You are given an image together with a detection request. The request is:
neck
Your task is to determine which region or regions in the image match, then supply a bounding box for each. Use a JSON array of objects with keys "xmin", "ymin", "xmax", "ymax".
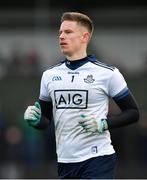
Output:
[{"xmin": 66, "ymin": 52, "xmax": 87, "ymax": 61}]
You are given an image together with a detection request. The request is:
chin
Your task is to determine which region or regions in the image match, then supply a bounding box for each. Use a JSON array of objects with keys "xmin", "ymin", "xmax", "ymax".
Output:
[{"xmin": 62, "ymin": 50, "xmax": 70, "ymax": 56}]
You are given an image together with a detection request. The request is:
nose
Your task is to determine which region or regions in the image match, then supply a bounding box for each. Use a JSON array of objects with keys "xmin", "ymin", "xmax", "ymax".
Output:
[{"xmin": 59, "ymin": 32, "xmax": 65, "ymax": 39}]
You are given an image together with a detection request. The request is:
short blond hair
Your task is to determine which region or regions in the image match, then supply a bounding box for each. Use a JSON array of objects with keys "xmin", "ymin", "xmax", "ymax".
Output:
[{"xmin": 61, "ymin": 12, "xmax": 94, "ymax": 35}]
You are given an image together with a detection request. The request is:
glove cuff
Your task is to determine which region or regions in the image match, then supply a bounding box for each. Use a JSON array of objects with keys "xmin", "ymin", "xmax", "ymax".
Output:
[
  {"xmin": 102, "ymin": 119, "xmax": 108, "ymax": 131},
  {"xmin": 27, "ymin": 119, "xmax": 40, "ymax": 127},
  {"xmin": 98, "ymin": 119, "xmax": 108, "ymax": 133}
]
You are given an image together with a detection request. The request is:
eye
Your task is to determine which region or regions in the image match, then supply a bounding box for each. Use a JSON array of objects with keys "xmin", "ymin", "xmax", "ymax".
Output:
[{"xmin": 65, "ymin": 30, "xmax": 73, "ymax": 34}]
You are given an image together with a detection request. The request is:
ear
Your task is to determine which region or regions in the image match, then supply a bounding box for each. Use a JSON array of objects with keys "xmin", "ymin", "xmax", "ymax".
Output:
[{"xmin": 82, "ymin": 32, "xmax": 91, "ymax": 43}]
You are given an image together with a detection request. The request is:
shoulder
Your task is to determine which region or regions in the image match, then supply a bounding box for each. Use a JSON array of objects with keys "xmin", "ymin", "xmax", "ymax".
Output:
[
  {"xmin": 87, "ymin": 55, "xmax": 115, "ymax": 71},
  {"xmin": 40, "ymin": 60, "xmax": 65, "ymax": 81},
  {"xmin": 43, "ymin": 60, "xmax": 65, "ymax": 74},
  {"xmin": 46, "ymin": 61, "xmax": 65, "ymax": 71},
  {"xmin": 91, "ymin": 60, "xmax": 115, "ymax": 71}
]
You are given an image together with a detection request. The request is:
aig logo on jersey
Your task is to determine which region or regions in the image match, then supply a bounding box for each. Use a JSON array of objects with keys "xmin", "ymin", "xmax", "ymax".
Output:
[{"xmin": 54, "ymin": 90, "xmax": 88, "ymax": 109}]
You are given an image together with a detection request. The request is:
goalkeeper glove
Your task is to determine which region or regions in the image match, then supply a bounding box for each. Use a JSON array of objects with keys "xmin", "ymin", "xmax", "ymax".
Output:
[
  {"xmin": 24, "ymin": 101, "xmax": 41, "ymax": 127},
  {"xmin": 79, "ymin": 114, "xmax": 108, "ymax": 134}
]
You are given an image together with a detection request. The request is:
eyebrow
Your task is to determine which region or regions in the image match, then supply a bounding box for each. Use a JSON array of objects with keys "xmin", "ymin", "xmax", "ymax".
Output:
[{"xmin": 59, "ymin": 29, "xmax": 74, "ymax": 33}]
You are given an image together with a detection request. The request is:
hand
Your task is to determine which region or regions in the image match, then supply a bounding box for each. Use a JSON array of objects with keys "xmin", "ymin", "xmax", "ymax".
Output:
[
  {"xmin": 79, "ymin": 114, "xmax": 108, "ymax": 134},
  {"xmin": 24, "ymin": 101, "xmax": 41, "ymax": 127}
]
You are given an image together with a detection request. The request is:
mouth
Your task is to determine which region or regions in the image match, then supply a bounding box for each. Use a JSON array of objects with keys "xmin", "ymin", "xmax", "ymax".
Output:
[{"xmin": 60, "ymin": 42, "xmax": 68, "ymax": 46}]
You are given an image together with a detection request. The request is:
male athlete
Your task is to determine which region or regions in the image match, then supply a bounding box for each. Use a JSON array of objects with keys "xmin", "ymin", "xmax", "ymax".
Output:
[{"xmin": 24, "ymin": 12, "xmax": 139, "ymax": 179}]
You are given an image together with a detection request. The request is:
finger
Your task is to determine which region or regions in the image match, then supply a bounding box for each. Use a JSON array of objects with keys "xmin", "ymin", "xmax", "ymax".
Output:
[
  {"xmin": 80, "ymin": 114, "xmax": 90, "ymax": 121},
  {"xmin": 79, "ymin": 122, "xmax": 87, "ymax": 128},
  {"xmin": 79, "ymin": 117, "xmax": 91, "ymax": 123},
  {"xmin": 31, "ymin": 106, "xmax": 41, "ymax": 114},
  {"xmin": 81, "ymin": 119, "xmax": 94, "ymax": 126},
  {"xmin": 35, "ymin": 101, "xmax": 41, "ymax": 110},
  {"xmin": 84, "ymin": 124, "xmax": 94, "ymax": 129},
  {"xmin": 25, "ymin": 115, "xmax": 37, "ymax": 121},
  {"xmin": 28, "ymin": 110, "xmax": 39, "ymax": 117},
  {"xmin": 80, "ymin": 114, "xmax": 87, "ymax": 118}
]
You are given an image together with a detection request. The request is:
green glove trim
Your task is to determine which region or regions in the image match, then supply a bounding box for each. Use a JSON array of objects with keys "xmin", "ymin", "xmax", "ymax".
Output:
[{"xmin": 28, "ymin": 101, "xmax": 41, "ymax": 127}]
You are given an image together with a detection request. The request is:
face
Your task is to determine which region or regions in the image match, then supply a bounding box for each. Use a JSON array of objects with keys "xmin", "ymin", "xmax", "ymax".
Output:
[{"xmin": 59, "ymin": 20, "xmax": 89, "ymax": 58}]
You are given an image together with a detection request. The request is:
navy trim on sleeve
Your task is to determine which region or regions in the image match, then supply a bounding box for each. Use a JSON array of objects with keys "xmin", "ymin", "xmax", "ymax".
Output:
[{"xmin": 113, "ymin": 87, "xmax": 129, "ymax": 101}]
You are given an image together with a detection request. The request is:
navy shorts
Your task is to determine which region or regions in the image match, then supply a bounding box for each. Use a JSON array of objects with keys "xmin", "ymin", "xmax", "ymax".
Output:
[{"xmin": 58, "ymin": 153, "xmax": 117, "ymax": 179}]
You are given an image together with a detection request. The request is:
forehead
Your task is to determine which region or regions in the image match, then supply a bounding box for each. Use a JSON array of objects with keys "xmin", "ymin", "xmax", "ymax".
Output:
[{"xmin": 59, "ymin": 20, "xmax": 80, "ymax": 31}]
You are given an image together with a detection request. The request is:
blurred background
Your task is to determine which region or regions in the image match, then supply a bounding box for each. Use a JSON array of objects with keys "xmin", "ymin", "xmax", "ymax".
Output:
[{"xmin": 0, "ymin": 0, "xmax": 147, "ymax": 178}]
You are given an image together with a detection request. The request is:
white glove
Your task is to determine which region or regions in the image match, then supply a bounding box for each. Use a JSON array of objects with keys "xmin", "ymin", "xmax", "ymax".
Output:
[
  {"xmin": 79, "ymin": 114, "xmax": 108, "ymax": 134},
  {"xmin": 24, "ymin": 101, "xmax": 41, "ymax": 127}
]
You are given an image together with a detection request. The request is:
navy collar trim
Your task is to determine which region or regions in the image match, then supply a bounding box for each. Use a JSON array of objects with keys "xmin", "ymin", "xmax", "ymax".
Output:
[{"xmin": 65, "ymin": 54, "xmax": 97, "ymax": 70}]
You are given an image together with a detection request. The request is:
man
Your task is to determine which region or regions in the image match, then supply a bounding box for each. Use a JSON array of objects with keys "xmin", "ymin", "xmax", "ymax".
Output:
[{"xmin": 24, "ymin": 12, "xmax": 139, "ymax": 179}]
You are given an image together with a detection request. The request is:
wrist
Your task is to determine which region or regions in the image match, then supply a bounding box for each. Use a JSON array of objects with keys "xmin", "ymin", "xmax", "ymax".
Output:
[
  {"xmin": 97, "ymin": 119, "xmax": 108, "ymax": 133},
  {"xmin": 27, "ymin": 117, "xmax": 41, "ymax": 127},
  {"xmin": 101, "ymin": 119, "xmax": 108, "ymax": 131}
]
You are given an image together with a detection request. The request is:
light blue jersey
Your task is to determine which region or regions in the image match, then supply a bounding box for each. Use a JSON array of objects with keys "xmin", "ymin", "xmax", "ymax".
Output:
[{"xmin": 39, "ymin": 55, "xmax": 128, "ymax": 163}]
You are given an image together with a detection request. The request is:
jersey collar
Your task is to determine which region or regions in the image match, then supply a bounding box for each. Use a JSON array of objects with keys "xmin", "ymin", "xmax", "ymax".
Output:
[{"xmin": 65, "ymin": 54, "xmax": 97, "ymax": 70}]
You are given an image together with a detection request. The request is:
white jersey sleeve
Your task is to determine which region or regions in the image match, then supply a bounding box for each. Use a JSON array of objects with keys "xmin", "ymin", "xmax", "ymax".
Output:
[
  {"xmin": 39, "ymin": 72, "xmax": 52, "ymax": 102},
  {"xmin": 108, "ymin": 68, "xmax": 127, "ymax": 98}
]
